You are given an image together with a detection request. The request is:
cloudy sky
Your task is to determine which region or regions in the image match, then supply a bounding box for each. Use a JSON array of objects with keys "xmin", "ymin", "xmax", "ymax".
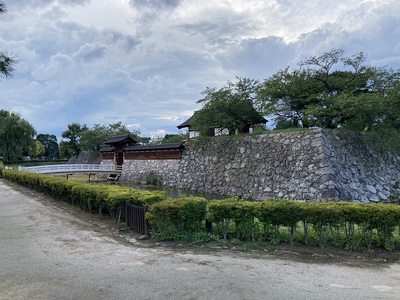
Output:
[{"xmin": 1, "ymin": 0, "xmax": 399, "ymax": 140}]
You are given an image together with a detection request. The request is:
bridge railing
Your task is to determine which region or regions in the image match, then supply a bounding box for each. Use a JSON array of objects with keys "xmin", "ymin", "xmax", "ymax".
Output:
[{"xmin": 19, "ymin": 164, "xmax": 122, "ymax": 174}]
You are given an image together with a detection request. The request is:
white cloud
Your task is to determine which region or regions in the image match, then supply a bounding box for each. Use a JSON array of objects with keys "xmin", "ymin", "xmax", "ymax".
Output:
[
  {"xmin": 150, "ymin": 129, "xmax": 167, "ymax": 139},
  {"xmin": 0, "ymin": 0, "xmax": 399, "ymax": 140}
]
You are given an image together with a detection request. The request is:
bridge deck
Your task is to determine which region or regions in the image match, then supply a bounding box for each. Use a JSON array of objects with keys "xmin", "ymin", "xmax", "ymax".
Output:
[{"xmin": 19, "ymin": 164, "xmax": 122, "ymax": 174}]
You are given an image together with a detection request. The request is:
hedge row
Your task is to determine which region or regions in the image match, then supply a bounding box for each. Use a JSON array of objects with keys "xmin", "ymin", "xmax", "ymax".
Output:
[
  {"xmin": 208, "ymin": 199, "xmax": 400, "ymax": 250},
  {"xmin": 143, "ymin": 196, "xmax": 400, "ymax": 251},
  {"xmin": 2, "ymin": 169, "xmax": 166, "ymax": 222},
  {"xmin": 4, "ymin": 169, "xmax": 400, "ymax": 251}
]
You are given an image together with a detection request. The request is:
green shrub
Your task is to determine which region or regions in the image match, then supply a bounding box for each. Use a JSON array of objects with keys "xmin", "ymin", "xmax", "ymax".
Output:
[
  {"xmin": 146, "ymin": 171, "xmax": 161, "ymax": 185},
  {"xmin": 146, "ymin": 197, "xmax": 208, "ymax": 235},
  {"xmin": 258, "ymin": 200, "xmax": 306, "ymax": 245},
  {"xmin": 208, "ymin": 198, "xmax": 260, "ymax": 241}
]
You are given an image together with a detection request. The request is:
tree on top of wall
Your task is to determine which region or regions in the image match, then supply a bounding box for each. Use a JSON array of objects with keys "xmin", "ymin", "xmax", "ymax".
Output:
[{"xmin": 192, "ymin": 77, "xmax": 265, "ymax": 136}]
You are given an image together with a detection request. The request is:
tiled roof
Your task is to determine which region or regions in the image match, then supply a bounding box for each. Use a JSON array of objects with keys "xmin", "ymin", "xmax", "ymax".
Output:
[
  {"xmin": 177, "ymin": 110, "xmax": 267, "ymax": 129},
  {"xmin": 104, "ymin": 134, "xmax": 136, "ymax": 145},
  {"xmin": 99, "ymin": 145, "xmax": 114, "ymax": 152},
  {"xmin": 125, "ymin": 142, "xmax": 185, "ymax": 152},
  {"xmin": 177, "ymin": 111, "xmax": 199, "ymax": 129}
]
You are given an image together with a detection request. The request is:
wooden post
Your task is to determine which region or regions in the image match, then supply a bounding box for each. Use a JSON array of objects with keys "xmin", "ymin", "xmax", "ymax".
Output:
[
  {"xmin": 144, "ymin": 205, "xmax": 150, "ymax": 237},
  {"xmin": 125, "ymin": 200, "xmax": 130, "ymax": 228}
]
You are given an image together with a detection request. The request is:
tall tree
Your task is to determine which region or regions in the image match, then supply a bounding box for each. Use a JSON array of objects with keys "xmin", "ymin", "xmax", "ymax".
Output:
[
  {"xmin": 36, "ymin": 134, "xmax": 59, "ymax": 158},
  {"xmin": 192, "ymin": 77, "xmax": 265, "ymax": 136},
  {"xmin": 257, "ymin": 49, "xmax": 400, "ymax": 150},
  {"xmin": 25, "ymin": 140, "xmax": 44, "ymax": 159},
  {"xmin": 257, "ymin": 49, "xmax": 398, "ymax": 130},
  {"xmin": 0, "ymin": 110, "xmax": 36, "ymax": 162},
  {"xmin": 298, "ymin": 49, "xmax": 373, "ymax": 128},
  {"xmin": 59, "ymin": 141, "xmax": 75, "ymax": 159},
  {"xmin": 61, "ymin": 123, "xmax": 88, "ymax": 156},
  {"xmin": 256, "ymin": 68, "xmax": 320, "ymax": 128},
  {"xmin": 0, "ymin": 2, "xmax": 16, "ymax": 80}
]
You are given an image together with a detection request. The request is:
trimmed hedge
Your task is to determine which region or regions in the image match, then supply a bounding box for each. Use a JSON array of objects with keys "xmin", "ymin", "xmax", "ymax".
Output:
[
  {"xmin": 208, "ymin": 198, "xmax": 400, "ymax": 250},
  {"xmin": 146, "ymin": 197, "xmax": 208, "ymax": 235},
  {"xmin": 2, "ymin": 169, "xmax": 166, "ymax": 222}
]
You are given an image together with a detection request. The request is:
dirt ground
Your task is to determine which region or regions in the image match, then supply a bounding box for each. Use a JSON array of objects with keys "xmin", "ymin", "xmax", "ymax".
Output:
[{"xmin": 17, "ymin": 180, "xmax": 399, "ymax": 268}]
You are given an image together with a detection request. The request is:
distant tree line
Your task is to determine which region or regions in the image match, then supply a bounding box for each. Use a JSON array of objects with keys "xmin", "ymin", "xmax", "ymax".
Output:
[
  {"xmin": 0, "ymin": 114, "xmax": 183, "ymax": 161},
  {"xmin": 0, "ymin": 110, "xmax": 62, "ymax": 162},
  {"xmin": 59, "ymin": 122, "xmax": 147, "ymax": 158}
]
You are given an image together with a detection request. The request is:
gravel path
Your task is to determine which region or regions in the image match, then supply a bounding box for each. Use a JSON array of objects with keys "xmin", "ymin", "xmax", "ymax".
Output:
[{"xmin": 1, "ymin": 179, "xmax": 400, "ymax": 300}]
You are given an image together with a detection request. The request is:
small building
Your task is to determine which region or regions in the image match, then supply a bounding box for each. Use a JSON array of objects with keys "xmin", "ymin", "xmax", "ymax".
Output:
[
  {"xmin": 100, "ymin": 134, "xmax": 136, "ymax": 166},
  {"xmin": 177, "ymin": 111, "xmax": 201, "ymax": 139},
  {"xmin": 100, "ymin": 134, "xmax": 185, "ymax": 166},
  {"xmin": 125, "ymin": 143, "xmax": 185, "ymax": 160},
  {"xmin": 177, "ymin": 110, "xmax": 267, "ymax": 138}
]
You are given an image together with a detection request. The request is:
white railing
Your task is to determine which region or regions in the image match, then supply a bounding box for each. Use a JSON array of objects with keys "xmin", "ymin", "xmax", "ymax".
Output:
[{"xmin": 19, "ymin": 164, "xmax": 122, "ymax": 174}]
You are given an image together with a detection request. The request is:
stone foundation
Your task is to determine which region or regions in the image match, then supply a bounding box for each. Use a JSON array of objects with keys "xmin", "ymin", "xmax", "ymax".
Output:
[
  {"xmin": 116, "ymin": 129, "xmax": 400, "ymax": 202},
  {"xmin": 120, "ymin": 160, "xmax": 180, "ymax": 185}
]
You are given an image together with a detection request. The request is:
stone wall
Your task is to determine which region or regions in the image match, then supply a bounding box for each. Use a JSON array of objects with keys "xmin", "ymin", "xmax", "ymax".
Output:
[
  {"xmin": 174, "ymin": 129, "xmax": 334, "ymax": 201},
  {"xmin": 321, "ymin": 131, "xmax": 400, "ymax": 202},
  {"xmin": 120, "ymin": 160, "xmax": 181, "ymax": 185},
  {"xmin": 117, "ymin": 129, "xmax": 400, "ymax": 202}
]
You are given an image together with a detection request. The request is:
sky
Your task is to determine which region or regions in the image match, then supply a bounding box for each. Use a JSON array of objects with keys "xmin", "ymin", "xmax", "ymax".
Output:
[{"xmin": 1, "ymin": 0, "xmax": 400, "ymax": 141}]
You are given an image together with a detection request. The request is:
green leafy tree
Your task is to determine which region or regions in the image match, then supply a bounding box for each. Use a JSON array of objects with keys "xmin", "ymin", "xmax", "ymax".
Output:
[
  {"xmin": 274, "ymin": 117, "xmax": 297, "ymax": 130},
  {"xmin": 0, "ymin": 2, "xmax": 16, "ymax": 80},
  {"xmin": 35, "ymin": 140, "xmax": 45, "ymax": 158},
  {"xmin": 298, "ymin": 49, "xmax": 375, "ymax": 129},
  {"xmin": 36, "ymin": 133, "xmax": 59, "ymax": 158},
  {"xmin": 79, "ymin": 124, "xmax": 111, "ymax": 152},
  {"xmin": 160, "ymin": 133, "xmax": 188, "ymax": 143},
  {"xmin": 79, "ymin": 122, "xmax": 141, "ymax": 152},
  {"xmin": 256, "ymin": 68, "xmax": 320, "ymax": 128},
  {"xmin": 360, "ymin": 77, "xmax": 400, "ymax": 151},
  {"xmin": 26, "ymin": 140, "xmax": 44, "ymax": 159},
  {"xmin": 138, "ymin": 136, "xmax": 151, "ymax": 144},
  {"xmin": 301, "ymin": 64, "xmax": 400, "ymax": 133},
  {"xmin": 258, "ymin": 49, "xmax": 400, "ymax": 133},
  {"xmin": 152, "ymin": 133, "xmax": 188, "ymax": 144},
  {"xmin": 192, "ymin": 77, "xmax": 265, "ymax": 136},
  {"xmin": 0, "ymin": 110, "xmax": 36, "ymax": 162},
  {"xmin": 151, "ymin": 133, "xmax": 189, "ymax": 144},
  {"xmin": 61, "ymin": 123, "xmax": 88, "ymax": 156},
  {"xmin": 59, "ymin": 141, "xmax": 75, "ymax": 159}
]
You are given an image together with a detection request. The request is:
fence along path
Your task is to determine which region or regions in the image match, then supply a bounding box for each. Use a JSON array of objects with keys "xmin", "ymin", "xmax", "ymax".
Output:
[
  {"xmin": 19, "ymin": 164, "xmax": 122, "ymax": 174},
  {"xmin": 125, "ymin": 202, "xmax": 150, "ymax": 236}
]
